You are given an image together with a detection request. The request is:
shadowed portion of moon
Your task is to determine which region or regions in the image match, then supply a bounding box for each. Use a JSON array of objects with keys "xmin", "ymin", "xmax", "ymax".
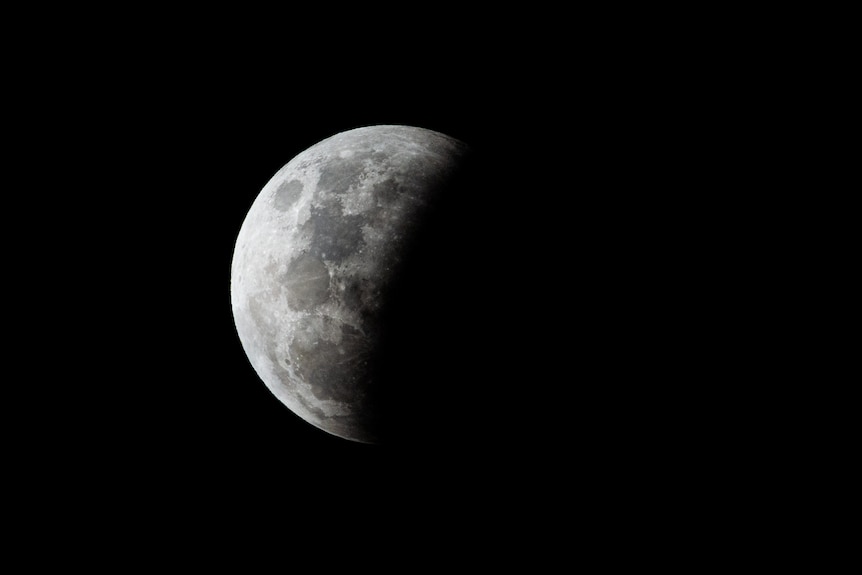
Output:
[
  {"xmin": 231, "ymin": 125, "xmax": 478, "ymax": 444},
  {"xmin": 366, "ymin": 152, "xmax": 489, "ymax": 447}
]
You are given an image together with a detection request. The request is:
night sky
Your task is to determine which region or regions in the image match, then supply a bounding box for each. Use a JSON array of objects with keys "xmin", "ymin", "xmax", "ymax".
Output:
[{"xmin": 17, "ymin": 17, "xmax": 734, "ymax": 556}]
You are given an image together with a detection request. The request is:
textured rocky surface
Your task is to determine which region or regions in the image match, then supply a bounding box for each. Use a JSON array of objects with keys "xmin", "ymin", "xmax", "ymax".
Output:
[{"xmin": 231, "ymin": 125, "xmax": 470, "ymax": 443}]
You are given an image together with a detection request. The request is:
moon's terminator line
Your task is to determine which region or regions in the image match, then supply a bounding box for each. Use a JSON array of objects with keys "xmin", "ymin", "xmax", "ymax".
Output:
[{"xmin": 230, "ymin": 125, "xmax": 471, "ymax": 443}]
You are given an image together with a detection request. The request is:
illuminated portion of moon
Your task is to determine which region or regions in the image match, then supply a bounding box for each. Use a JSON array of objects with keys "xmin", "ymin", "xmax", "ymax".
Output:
[{"xmin": 230, "ymin": 125, "xmax": 470, "ymax": 443}]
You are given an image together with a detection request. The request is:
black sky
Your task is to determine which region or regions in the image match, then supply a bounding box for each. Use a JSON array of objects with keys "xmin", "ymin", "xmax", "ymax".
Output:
[{"xmin": 12, "ymin": 15, "xmax": 749, "ymax": 556}]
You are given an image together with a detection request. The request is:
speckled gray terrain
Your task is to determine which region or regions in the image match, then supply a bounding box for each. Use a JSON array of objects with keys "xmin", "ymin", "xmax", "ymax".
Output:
[{"xmin": 231, "ymin": 125, "xmax": 470, "ymax": 443}]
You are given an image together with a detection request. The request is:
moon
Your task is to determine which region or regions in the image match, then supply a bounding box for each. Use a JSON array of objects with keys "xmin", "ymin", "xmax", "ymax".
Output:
[{"xmin": 230, "ymin": 125, "xmax": 471, "ymax": 444}]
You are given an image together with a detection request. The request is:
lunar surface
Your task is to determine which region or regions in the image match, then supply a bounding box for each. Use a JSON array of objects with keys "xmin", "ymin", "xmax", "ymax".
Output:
[{"xmin": 230, "ymin": 125, "xmax": 471, "ymax": 443}]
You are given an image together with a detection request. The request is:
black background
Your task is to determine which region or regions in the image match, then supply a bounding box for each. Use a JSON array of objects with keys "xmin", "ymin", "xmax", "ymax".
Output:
[{"xmin": 10, "ymin": 11, "xmax": 748, "ymax": 560}]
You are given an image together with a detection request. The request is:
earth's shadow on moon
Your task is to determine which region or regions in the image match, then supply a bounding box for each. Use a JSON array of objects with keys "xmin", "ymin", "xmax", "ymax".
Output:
[{"xmin": 363, "ymin": 146, "xmax": 505, "ymax": 449}]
